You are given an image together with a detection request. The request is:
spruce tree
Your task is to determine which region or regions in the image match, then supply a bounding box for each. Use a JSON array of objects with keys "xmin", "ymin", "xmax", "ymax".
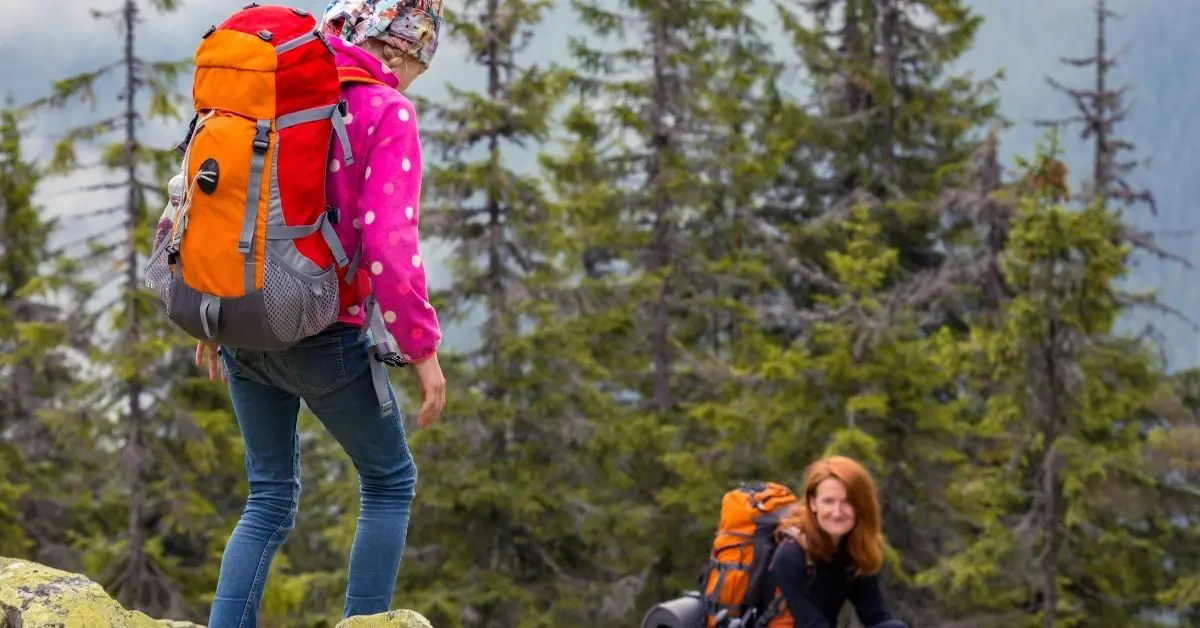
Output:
[
  {"xmin": 1039, "ymin": 0, "xmax": 1150, "ymax": 213},
  {"xmin": 542, "ymin": 0, "xmax": 822, "ymax": 614},
  {"xmin": 0, "ymin": 103, "xmax": 87, "ymax": 560},
  {"xmin": 26, "ymin": 0, "xmax": 234, "ymax": 618},
  {"xmin": 775, "ymin": 0, "xmax": 1000, "ymax": 273},
  {"xmin": 1036, "ymin": 0, "xmax": 1188, "ymax": 337},
  {"xmin": 375, "ymin": 0, "xmax": 636, "ymax": 625},
  {"xmin": 766, "ymin": 2, "xmax": 1002, "ymax": 617},
  {"xmin": 921, "ymin": 133, "xmax": 1172, "ymax": 627},
  {"xmin": 1152, "ymin": 368, "xmax": 1200, "ymax": 624},
  {"xmin": 1028, "ymin": 4, "xmax": 1196, "ymax": 622}
]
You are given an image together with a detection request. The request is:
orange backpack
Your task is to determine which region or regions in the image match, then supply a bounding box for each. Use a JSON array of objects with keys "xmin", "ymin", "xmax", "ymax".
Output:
[
  {"xmin": 144, "ymin": 4, "xmax": 405, "ymax": 415},
  {"xmin": 146, "ymin": 3, "xmax": 354, "ymax": 350},
  {"xmin": 702, "ymin": 482, "xmax": 798, "ymax": 627}
]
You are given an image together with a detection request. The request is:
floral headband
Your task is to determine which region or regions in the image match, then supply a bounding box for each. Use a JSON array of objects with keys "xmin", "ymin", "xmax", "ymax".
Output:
[{"xmin": 322, "ymin": 0, "xmax": 443, "ymax": 67}]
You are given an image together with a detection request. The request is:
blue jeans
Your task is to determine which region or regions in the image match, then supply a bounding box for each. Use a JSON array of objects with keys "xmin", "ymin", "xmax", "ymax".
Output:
[{"xmin": 208, "ymin": 324, "xmax": 417, "ymax": 628}]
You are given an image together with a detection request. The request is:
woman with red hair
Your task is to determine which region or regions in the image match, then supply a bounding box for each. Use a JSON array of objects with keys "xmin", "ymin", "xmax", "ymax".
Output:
[{"xmin": 764, "ymin": 455, "xmax": 908, "ymax": 628}]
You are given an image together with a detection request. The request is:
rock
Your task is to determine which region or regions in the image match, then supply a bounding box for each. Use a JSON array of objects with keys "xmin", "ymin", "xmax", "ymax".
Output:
[
  {"xmin": 0, "ymin": 556, "xmax": 193, "ymax": 628},
  {"xmin": 0, "ymin": 557, "xmax": 431, "ymax": 628},
  {"xmin": 336, "ymin": 609, "xmax": 433, "ymax": 628}
]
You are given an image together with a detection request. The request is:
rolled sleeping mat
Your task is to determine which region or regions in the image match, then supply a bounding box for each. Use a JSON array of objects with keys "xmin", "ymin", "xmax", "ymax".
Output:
[{"xmin": 640, "ymin": 591, "xmax": 706, "ymax": 628}]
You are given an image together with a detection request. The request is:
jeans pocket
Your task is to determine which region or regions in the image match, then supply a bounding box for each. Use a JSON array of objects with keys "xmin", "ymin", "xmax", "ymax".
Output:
[
  {"xmin": 219, "ymin": 346, "xmax": 243, "ymax": 378},
  {"xmin": 281, "ymin": 335, "xmax": 348, "ymax": 396}
]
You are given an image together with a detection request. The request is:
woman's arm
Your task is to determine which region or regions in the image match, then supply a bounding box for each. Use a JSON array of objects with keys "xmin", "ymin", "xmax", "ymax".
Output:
[
  {"xmin": 847, "ymin": 570, "xmax": 894, "ymax": 625},
  {"xmin": 355, "ymin": 93, "xmax": 442, "ymax": 363},
  {"xmin": 770, "ymin": 539, "xmax": 831, "ymax": 628}
]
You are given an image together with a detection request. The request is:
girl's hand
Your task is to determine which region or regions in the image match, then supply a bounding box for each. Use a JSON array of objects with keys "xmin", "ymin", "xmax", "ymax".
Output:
[
  {"xmin": 195, "ymin": 341, "xmax": 225, "ymax": 382},
  {"xmin": 411, "ymin": 353, "xmax": 446, "ymax": 429}
]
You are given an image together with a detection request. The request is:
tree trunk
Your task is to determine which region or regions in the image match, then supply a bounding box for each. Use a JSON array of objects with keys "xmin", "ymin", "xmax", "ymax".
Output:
[
  {"xmin": 119, "ymin": 0, "xmax": 148, "ymax": 608},
  {"xmin": 648, "ymin": 6, "xmax": 674, "ymax": 415}
]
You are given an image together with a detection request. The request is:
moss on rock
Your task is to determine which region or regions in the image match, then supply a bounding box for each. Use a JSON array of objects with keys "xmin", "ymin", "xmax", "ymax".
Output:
[
  {"xmin": 336, "ymin": 609, "xmax": 433, "ymax": 628},
  {"xmin": 0, "ymin": 557, "xmax": 432, "ymax": 628},
  {"xmin": 0, "ymin": 556, "xmax": 188, "ymax": 628}
]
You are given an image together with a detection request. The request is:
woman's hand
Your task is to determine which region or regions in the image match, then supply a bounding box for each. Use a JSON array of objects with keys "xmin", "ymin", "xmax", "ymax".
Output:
[
  {"xmin": 195, "ymin": 341, "xmax": 225, "ymax": 382},
  {"xmin": 411, "ymin": 353, "xmax": 445, "ymax": 429}
]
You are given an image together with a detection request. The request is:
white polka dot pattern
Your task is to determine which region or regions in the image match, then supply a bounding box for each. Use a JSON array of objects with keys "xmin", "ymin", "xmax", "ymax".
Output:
[{"xmin": 339, "ymin": 89, "xmax": 441, "ymax": 363}]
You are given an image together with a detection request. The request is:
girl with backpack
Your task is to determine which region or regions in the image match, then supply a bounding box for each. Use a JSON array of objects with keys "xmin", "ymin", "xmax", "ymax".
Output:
[
  {"xmin": 190, "ymin": 1, "xmax": 447, "ymax": 625},
  {"xmin": 763, "ymin": 455, "xmax": 909, "ymax": 628}
]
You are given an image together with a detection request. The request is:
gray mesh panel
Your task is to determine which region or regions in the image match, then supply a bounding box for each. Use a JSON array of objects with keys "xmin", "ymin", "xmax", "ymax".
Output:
[
  {"xmin": 144, "ymin": 243, "xmax": 175, "ymax": 316},
  {"xmin": 262, "ymin": 251, "xmax": 341, "ymax": 344}
]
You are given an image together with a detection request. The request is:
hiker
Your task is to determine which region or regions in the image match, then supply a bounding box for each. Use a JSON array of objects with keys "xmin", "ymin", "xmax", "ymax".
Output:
[
  {"xmin": 764, "ymin": 455, "xmax": 907, "ymax": 628},
  {"xmin": 182, "ymin": 1, "xmax": 447, "ymax": 625},
  {"xmin": 649, "ymin": 456, "xmax": 907, "ymax": 628}
]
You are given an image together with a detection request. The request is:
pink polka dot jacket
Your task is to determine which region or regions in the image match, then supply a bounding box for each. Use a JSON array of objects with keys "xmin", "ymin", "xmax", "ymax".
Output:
[{"xmin": 326, "ymin": 36, "xmax": 442, "ymax": 364}]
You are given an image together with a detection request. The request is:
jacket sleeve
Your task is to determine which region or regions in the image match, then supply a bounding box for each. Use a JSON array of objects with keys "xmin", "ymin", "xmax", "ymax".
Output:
[
  {"xmin": 770, "ymin": 539, "xmax": 831, "ymax": 628},
  {"xmin": 354, "ymin": 93, "xmax": 442, "ymax": 363},
  {"xmin": 847, "ymin": 569, "xmax": 894, "ymax": 625}
]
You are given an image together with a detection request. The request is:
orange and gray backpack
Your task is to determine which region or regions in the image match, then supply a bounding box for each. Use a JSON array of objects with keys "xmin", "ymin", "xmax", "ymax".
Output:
[
  {"xmin": 144, "ymin": 3, "xmax": 403, "ymax": 414},
  {"xmin": 701, "ymin": 482, "xmax": 799, "ymax": 628}
]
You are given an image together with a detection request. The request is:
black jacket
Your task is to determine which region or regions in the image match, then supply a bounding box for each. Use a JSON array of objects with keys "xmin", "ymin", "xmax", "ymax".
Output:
[{"xmin": 765, "ymin": 537, "xmax": 895, "ymax": 628}]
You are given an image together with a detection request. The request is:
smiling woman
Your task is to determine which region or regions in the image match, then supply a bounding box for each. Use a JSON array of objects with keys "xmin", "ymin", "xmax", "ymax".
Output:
[{"xmin": 761, "ymin": 456, "xmax": 908, "ymax": 628}]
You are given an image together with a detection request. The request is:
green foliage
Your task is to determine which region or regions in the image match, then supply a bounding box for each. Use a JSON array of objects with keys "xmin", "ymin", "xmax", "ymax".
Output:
[
  {"xmin": 920, "ymin": 134, "xmax": 1178, "ymax": 626},
  {"xmin": 2, "ymin": 2, "xmax": 1195, "ymax": 628},
  {"xmin": 15, "ymin": 0, "xmax": 231, "ymax": 620}
]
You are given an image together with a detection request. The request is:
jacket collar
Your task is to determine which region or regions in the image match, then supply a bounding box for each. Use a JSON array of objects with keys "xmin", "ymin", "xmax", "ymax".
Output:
[{"xmin": 328, "ymin": 35, "xmax": 400, "ymax": 90}]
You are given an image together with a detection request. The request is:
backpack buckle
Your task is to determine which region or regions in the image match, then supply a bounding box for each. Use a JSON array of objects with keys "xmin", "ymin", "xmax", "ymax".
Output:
[
  {"xmin": 252, "ymin": 125, "xmax": 270, "ymax": 153},
  {"xmin": 372, "ymin": 341, "xmax": 408, "ymax": 368},
  {"xmin": 375, "ymin": 352, "xmax": 408, "ymax": 368},
  {"xmin": 337, "ymin": 99, "xmax": 348, "ymax": 117},
  {"xmin": 326, "ymin": 205, "xmax": 340, "ymax": 225}
]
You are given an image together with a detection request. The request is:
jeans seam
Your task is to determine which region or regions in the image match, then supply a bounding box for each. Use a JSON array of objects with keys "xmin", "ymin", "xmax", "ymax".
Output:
[{"xmin": 235, "ymin": 434, "xmax": 300, "ymax": 628}]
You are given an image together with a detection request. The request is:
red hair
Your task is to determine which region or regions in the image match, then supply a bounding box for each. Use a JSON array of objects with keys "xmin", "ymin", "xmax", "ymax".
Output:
[{"xmin": 778, "ymin": 455, "xmax": 884, "ymax": 576}]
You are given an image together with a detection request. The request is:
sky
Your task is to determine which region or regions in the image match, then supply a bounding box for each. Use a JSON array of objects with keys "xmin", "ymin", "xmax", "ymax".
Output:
[{"xmin": 2, "ymin": 0, "xmax": 1197, "ymax": 369}]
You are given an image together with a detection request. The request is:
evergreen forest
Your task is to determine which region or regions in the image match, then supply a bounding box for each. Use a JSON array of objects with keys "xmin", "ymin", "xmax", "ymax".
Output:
[{"xmin": 1, "ymin": 0, "xmax": 1197, "ymax": 626}]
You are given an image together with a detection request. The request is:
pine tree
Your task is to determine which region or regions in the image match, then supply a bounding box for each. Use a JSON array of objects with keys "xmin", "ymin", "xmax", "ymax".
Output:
[
  {"xmin": 1035, "ymin": 0, "xmax": 1189, "ymax": 337},
  {"xmin": 367, "ymin": 0, "xmax": 635, "ymax": 625},
  {"xmin": 0, "ymin": 103, "xmax": 86, "ymax": 560},
  {"xmin": 775, "ymin": 0, "xmax": 1000, "ymax": 274},
  {"xmin": 765, "ymin": 2, "xmax": 1003, "ymax": 617},
  {"xmin": 1151, "ymin": 368, "xmax": 1200, "ymax": 624},
  {"xmin": 1039, "ymin": 0, "xmax": 1148, "ymax": 213},
  {"xmin": 541, "ymin": 0, "xmax": 824, "ymax": 614},
  {"xmin": 25, "ymin": 0, "xmax": 232, "ymax": 617},
  {"xmin": 921, "ymin": 133, "xmax": 1172, "ymax": 627},
  {"xmin": 1029, "ymin": 4, "xmax": 1197, "ymax": 622}
]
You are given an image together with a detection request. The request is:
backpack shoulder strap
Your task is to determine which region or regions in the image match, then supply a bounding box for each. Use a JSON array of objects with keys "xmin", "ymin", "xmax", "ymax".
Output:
[{"xmin": 337, "ymin": 66, "xmax": 388, "ymax": 87}]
